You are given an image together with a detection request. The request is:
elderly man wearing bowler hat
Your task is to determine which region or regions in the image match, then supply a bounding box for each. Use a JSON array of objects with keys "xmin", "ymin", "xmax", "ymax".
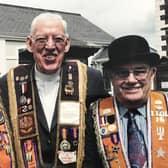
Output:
[{"xmin": 91, "ymin": 35, "xmax": 168, "ymax": 168}]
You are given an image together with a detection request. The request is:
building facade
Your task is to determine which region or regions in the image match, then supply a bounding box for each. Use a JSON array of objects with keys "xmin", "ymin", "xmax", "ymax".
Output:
[
  {"xmin": 155, "ymin": 0, "xmax": 168, "ymax": 91},
  {"xmin": 156, "ymin": 0, "xmax": 168, "ymax": 57},
  {"xmin": 0, "ymin": 3, "xmax": 113, "ymax": 75}
]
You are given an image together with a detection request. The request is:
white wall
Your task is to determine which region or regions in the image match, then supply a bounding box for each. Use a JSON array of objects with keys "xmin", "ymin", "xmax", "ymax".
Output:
[
  {"xmin": 2, "ymin": 40, "xmax": 26, "ymax": 75},
  {"xmin": 0, "ymin": 39, "xmax": 7, "ymax": 75}
]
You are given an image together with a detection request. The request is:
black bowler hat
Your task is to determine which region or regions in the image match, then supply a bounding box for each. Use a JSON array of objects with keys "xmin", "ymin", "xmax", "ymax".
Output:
[{"xmin": 103, "ymin": 35, "xmax": 160, "ymax": 69}]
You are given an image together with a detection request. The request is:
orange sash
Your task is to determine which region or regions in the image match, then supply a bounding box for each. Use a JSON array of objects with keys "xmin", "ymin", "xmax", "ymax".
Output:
[
  {"xmin": 150, "ymin": 91, "xmax": 168, "ymax": 167},
  {"xmin": 93, "ymin": 91, "xmax": 168, "ymax": 168},
  {"xmin": 0, "ymin": 98, "xmax": 15, "ymax": 168}
]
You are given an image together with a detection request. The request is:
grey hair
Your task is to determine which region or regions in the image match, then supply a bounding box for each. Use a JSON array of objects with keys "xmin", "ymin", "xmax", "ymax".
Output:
[{"xmin": 30, "ymin": 12, "xmax": 69, "ymax": 37}]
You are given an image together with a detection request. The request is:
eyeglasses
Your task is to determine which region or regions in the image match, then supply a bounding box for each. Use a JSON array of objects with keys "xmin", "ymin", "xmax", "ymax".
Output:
[
  {"xmin": 112, "ymin": 67, "xmax": 150, "ymax": 80},
  {"xmin": 31, "ymin": 35, "xmax": 67, "ymax": 48}
]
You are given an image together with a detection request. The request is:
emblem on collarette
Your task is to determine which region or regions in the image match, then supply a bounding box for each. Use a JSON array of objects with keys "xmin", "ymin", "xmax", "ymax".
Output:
[{"xmin": 19, "ymin": 114, "xmax": 35, "ymax": 136}]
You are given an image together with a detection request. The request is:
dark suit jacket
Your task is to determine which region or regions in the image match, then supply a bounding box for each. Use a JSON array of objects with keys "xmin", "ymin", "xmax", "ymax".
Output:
[{"xmin": 0, "ymin": 64, "xmax": 107, "ymax": 168}]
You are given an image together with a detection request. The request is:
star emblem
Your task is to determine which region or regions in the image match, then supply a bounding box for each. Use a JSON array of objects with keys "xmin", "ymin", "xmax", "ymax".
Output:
[{"xmin": 156, "ymin": 147, "xmax": 166, "ymax": 158}]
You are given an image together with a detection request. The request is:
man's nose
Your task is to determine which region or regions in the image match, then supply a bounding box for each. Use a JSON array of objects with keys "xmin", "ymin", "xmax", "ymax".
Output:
[
  {"xmin": 127, "ymin": 72, "xmax": 137, "ymax": 82},
  {"xmin": 45, "ymin": 37, "xmax": 55, "ymax": 48}
]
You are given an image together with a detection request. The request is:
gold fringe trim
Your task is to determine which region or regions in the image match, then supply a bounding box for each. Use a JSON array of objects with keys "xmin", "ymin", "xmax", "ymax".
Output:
[
  {"xmin": 76, "ymin": 60, "xmax": 87, "ymax": 168},
  {"xmin": 7, "ymin": 67, "xmax": 25, "ymax": 167}
]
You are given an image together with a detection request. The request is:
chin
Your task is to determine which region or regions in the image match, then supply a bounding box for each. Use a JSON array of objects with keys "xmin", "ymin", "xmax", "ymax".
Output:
[
  {"xmin": 125, "ymin": 95, "xmax": 143, "ymax": 102},
  {"xmin": 122, "ymin": 98, "xmax": 146, "ymax": 109},
  {"xmin": 43, "ymin": 65, "xmax": 59, "ymax": 73}
]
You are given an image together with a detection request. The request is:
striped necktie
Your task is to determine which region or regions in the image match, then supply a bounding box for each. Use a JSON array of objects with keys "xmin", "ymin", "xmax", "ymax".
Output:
[{"xmin": 127, "ymin": 110, "xmax": 147, "ymax": 168}]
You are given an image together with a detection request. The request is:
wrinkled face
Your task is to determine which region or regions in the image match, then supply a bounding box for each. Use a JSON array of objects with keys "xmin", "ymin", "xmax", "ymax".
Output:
[
  {"xmin": 26, "ymin": 18, "xmax": 70, "ymax": 74},
  {"xmin": 111, "ymin": 63, "xmax": 156, "ymax": 108}
]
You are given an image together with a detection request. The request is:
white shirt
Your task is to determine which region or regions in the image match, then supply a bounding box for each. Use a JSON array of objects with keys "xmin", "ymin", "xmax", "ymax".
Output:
[{"xmin": 35, "ymin": 66, "xmax": 60, "ymax": 130}]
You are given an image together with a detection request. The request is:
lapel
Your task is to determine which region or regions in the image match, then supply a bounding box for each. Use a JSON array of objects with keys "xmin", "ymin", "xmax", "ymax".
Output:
[{"xmin": 50, "ymin": 97, "xmax": 58, "ymax": 131}]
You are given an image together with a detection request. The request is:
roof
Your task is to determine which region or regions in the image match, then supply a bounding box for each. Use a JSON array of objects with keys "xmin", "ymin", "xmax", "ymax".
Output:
[{"xmin": 0, "ymin": 3, "xmax": 114, "ymax": 47}]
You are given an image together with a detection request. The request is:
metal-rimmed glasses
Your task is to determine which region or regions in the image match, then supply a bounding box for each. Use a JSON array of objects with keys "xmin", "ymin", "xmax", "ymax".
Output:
[
  {"xmin": 31, "ymin": 35, "xmax": 67, "ymax": 49},
  {"xmin": 111, "ymin": 66, "xmax": 151, "ymax": 80}
]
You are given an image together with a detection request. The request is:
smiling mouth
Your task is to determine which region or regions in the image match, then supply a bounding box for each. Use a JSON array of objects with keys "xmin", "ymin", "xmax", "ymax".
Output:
[
  {"xmin": 121, "ymin": 86, "xmax": 141, "ymax": 92},
  {"xmin": 123, "ymin": 87, "xmax": 140, "ymax": 89},
  {"xmin": 45, "ymin": 55, "xmax": 56, "ymax": 59},
  {"xmin": 43, "ymin": 55, "xmax": 57, "ymax": 63}
]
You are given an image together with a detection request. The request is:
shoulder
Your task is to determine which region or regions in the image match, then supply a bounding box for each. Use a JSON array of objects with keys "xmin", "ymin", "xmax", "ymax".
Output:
[
  {"xmin": 91, "ymin": 96, "xmax": 112, "ymax": 108},
  {"xmin": 87, "ymin": 66, "xmax": 102, "ymax": 75},
  {"xmin": 87, "ymin": 67, "xmax": 103, "ymax": 87},
  {"xmin": 87, "ymin": 67, "xmax": 103, "ymax": 81},
  {"xmin": 159, "ymin": 91, "xmax": 168, "ymax": 99},
  {"xmin": 0, "ymin": 73, "xmax": 7, "ymax": 85}
]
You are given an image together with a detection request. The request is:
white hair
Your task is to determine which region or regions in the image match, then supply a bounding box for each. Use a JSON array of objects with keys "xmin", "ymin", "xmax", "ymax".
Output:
[{"xmin": 30, "ymin": 12, "xmax": 69, "ymax": 37}]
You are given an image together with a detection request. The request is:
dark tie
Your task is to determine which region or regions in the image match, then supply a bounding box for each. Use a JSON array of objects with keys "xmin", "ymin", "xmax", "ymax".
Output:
[{"xmin": 127, "ymin": 110, "xmax": 147, "ymax": 168}]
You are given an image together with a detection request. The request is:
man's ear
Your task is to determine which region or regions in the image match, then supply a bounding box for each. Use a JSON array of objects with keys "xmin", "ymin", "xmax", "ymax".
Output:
[
  {"xmin": 64, "ymin": 38, "xmax": 71, "ymax": 53},
  {"xmin": 152, "ymin": 67, "xmax": 157, "ymax": 75},
  {"xmin": 26, "ymin": 36, "xmax": 33, "ymax": 53},
  {"xmin": 151, "ymin": 67, "xmax": 157, "ymax": 80}
]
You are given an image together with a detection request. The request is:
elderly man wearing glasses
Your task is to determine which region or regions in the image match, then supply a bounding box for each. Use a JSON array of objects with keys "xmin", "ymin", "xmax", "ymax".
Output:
[
  {"xmin": 91, "ymin": 35, "xmax": 168, "ymax": 168},
  {"xmin": 0, "ymin": 12, "xmax": 107, "ymax": 168}
]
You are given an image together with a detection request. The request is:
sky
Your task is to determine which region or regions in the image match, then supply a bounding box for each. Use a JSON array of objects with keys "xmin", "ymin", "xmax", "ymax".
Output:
[{"xmin": 0, "ymin": 0, "xmax": 157, "ymax": 48}]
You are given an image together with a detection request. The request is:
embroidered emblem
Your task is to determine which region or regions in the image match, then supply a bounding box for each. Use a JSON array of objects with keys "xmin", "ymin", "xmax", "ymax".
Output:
[
  {"xmin": 64, "ymin": 81, "xmax": 74, "ymax": 96},
  {"xmin": 156, "ymin": 127, "xmax": 165, "ymax": 140},
  {"xmin": 103, "ymin": 108, "xmax": 112, "ymax": 115},
  {"xmin": 23, "ymin": 139, "xmax": 39, "ymax": 167},
  {"xmin": 154, "ymin": 100, "xmax": 162, "ymax": 105},
  {"xmin": 58, "ymin": 151, "xmax": 76, "ymax": 164},
  {"xmin": 108, "ymin": 124, "xmax": 117, "ymax": 132},
  {"xmin": 156, "ymin": 147, "xmax": 166, "ymax": 158},
  {"xmin": 19, "ymin": 115, "xmax": 35, "ymax": 136}
]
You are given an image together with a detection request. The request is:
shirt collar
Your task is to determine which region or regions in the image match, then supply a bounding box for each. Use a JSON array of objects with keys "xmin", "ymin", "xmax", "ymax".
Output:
[
  {"xmin": 35, "ymin": 65, "xmax": 60, "ymax": 82},
  {"xmin": 119, "ymin": 104, "xmax": 147, "ymax": 119}
]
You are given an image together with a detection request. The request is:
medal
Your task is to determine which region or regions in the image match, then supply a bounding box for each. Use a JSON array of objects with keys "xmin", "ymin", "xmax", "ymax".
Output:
[
  {"xmin": 64, "ymin": 65, "xmax": 74, "ymax": 96},
  {"xmin": 107, "ymin": 115, "xmax": 115, "ymax": 124},
  {"xmin": 60, "ymin": 128, "xmax": 71, "ymax": 151},
  {"xmin": 27, "ymin": 98, "xmax": 32, "ymax": 105},
  {"xmin": 72, "ymin": 127, "xmax": 78, "ymax": 147},
  {"xmin": 21, "ymin": 82, "xmax": 28, "ymax": 94},
  {"xmin": 60, "ymin": 140, "xmax": 71, "ymax": 151},
  {"xmin": 0, "ymin": 111, "xmax": 4, "ymax": 124},
  {"xmin": 100, "ymin": 127, "xmax": 108, "ymax": 135},
  {"xmin": 19, "ymin": 95, "xmax": 27, "ymax": 106}
]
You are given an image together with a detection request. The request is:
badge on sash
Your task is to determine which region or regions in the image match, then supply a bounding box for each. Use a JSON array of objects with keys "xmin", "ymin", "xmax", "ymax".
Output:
[{"xmin": 58, "ymin": 151, "xmax": 76, "ymax": 164}]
